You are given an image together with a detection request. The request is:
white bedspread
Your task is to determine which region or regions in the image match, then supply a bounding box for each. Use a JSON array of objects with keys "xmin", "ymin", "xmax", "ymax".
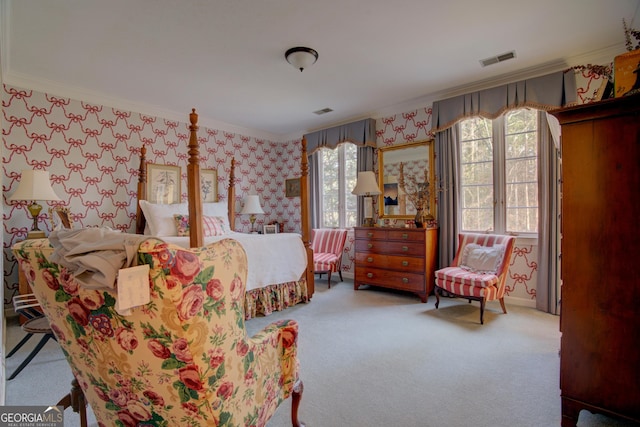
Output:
[{"xmin": 160, "ymin": 232, "xmax": 307, "ymax": 292}]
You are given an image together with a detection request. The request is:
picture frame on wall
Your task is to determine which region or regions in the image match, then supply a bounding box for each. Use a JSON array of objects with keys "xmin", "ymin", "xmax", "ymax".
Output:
[
  {"xmin": 263, "ymin": 224, "xmax": 278, "ymax": 234},
  {"xmin": 201, "ymin": 169, "xmax": 217, "ymax": 202},
  {"xmin": 147, "ymin": 163, "xmax": 181, "ymax": 204},
  {"xmin": 285, "ymin": 178, "xmax": 301, "ymax": 198}
]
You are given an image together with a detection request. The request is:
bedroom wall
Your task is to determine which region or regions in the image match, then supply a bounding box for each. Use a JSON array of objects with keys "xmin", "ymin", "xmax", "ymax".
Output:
[
  {"xmin": 338, "ymin": 69, "xmax": 607, "ymax": 306},
  {"xmin": 1, "ymin": 85, "xmax": 303, "ymax": 309},
  {"xmin": 1, "ymin": 69, "xmax": 605, "ymax": 310}
]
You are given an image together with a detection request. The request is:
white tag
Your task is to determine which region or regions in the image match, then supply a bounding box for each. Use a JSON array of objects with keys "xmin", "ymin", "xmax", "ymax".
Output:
[{"xmin": 116, "ymin": 264, "xmax": 150, "ymax": 315}]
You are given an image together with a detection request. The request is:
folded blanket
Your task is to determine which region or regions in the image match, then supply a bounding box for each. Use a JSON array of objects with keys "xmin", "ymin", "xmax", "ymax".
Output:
[{"xmin": 49, "ymin": 228, "xmax": 149, "ymax": 290}]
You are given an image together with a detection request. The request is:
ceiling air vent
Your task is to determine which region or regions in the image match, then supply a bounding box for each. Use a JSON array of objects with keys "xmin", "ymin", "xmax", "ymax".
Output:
[
  {"xmin": 480, "ymin": 51, "xmax": 516, "ymax": 67},
  {"xmin": 313, "ymin": 108, "xmax": 333, "ymax": 115}
]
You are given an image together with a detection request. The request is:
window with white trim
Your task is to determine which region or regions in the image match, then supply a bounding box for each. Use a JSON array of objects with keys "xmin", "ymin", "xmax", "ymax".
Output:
[
  {"xmin": 318, "ymin": 143, "xmax": 358, "ymax": 228},
  {"xmin": 459, "ymin": 108, "xmax": 539, "ymax": 234}
]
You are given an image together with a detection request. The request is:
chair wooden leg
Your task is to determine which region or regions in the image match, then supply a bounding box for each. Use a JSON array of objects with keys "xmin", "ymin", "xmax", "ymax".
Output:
[
  {"xmin": 479, "ymin": 299, "xmax": 486, "ymax": 325},
  {"xmin": 434, "ymin": 286, "xmax": 440, "ymax": 309},
  {"xmin": 327, "ymin": 272, "xmax": 332, "ymax": 288},
  {"xmin": 57, "ymin": 379, "xmax": 88, "ymax": 427},
  {"xmin": 338, "ymin": 270, "xmax": 343, "ymax": 281},
  {"xmin": 291, "ymin": 379, "xmax": 305, "ymax": 427},
  {"xmin": 499, "ymin": 297, "xmax": 507, "ymax": 314}
]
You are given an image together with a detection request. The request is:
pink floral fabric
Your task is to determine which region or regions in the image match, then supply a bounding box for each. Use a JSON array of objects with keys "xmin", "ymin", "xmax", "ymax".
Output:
[{"xmin": 13, "ymin": 237, "xmax": 301, "ymax": 427}]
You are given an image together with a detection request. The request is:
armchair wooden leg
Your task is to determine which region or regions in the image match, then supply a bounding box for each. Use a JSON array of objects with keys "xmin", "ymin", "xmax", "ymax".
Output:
[
  {"xmin": 327, "ymin": 272, "xmax": 332, "ymax": 288},
  {"xmin": 291, "ymin": 379, "xmax": 305, "ymax": 427},
  {"xmin": 434, "ymin": 286, "xmax": 441, "ymax": 309},
  {"xmin": 499, "ymin": 297, "xmax": 507, "ymax": 314},
  {"xmin": 57, "ymin": 379, "xmax": 88, "ymax": 427},
  {"xmin": 479, "ymin": 299, "xmax": 486, "ymax": 325}
]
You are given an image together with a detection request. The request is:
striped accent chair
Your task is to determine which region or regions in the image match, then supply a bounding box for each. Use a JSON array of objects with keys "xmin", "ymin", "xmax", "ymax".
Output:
[
  {"xmin": 311, "ymin": 228, "xmax": 348, "ymax": 288},
  {"xmin": 434, "ymin": 233, "xmax": 515, "ymax": 324}
]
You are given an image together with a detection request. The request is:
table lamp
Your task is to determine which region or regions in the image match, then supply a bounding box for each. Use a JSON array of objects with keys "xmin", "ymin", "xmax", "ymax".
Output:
[
  {"xmin": 10, "ymin": 170, "xmax": 61, "ymax": 238},
  {"xmin": 240, "ymin": 194, "xmax": 265, "ymax": 233},
  {"xmin": 352, "ymin": 171, "xmax": 381, "ymax": 227}
]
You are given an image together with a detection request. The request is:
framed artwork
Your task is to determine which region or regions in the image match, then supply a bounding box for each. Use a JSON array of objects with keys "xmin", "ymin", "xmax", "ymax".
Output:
[
  {"xmin": 147, "ymin": 164, "xmax": 181, "ymax": 204},
  {"xmin": 48, "ymin": 207, "xmax": 73, "ymax": 230},
  {"xmin": 263, "ymin": 224, "xmax": 278, "ymax": 234},
  {"xmin": 200, "ymin": 169, "xmax": 218, "ymax": 202},
  {"xmin": 285, "ymin": 178, "xmax": 301, "ymax": 198}
]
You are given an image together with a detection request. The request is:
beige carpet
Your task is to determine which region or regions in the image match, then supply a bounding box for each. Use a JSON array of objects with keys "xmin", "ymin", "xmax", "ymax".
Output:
[{"xmin": 4, "ymin": 280, "xmax": 636, "ymax": 426}]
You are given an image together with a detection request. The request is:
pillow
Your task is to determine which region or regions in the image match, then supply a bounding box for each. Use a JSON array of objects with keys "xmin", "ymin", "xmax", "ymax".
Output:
[
  {"xmin": 139, "ymin": 200, "xmax": 188, "ymax": 236},
  {"xmin": 459, "ymin": 243, "xmax": 506, "ymax": 274},
  {"xmin": 173, "ymin": 214, "xmax": 227, "ymax": 237},
  {"xmin": 203, "ymin": 202, "xmax": 231, "ymax": 231}
]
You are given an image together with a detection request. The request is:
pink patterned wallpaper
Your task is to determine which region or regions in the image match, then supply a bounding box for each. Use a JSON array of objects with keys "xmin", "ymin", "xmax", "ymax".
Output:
[
  {"xmin": 3, "ymin": 69, "xmax": 602, "ymax": 307},
  {"xmin": 2, "ymin": 85, "xmax": 302, "ymax": 306}
]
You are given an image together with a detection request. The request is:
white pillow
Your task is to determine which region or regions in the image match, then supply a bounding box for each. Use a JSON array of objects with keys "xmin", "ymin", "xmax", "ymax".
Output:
[
  {"xmin": 139, "ymin": 200, "xmax": 188, "ymax": 236},
  {"xmin": 203, "ymin": 202, "xmax": 231, "ymax": 232},
  {"xmin": 459, "ymin": 243, "xmax": 506, "ymax": 274}
]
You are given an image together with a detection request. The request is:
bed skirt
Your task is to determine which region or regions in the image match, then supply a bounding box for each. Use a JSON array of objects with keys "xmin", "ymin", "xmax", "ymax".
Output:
[{"xmin": 244, "ymin": 278, "xmax": 309, "ymax": 319}]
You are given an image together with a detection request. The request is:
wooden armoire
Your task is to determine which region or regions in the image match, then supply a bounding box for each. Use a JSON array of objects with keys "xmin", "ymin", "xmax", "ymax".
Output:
[{"xmin": 551, "ymin": 94, "xmax": 640, "ymax": 426}]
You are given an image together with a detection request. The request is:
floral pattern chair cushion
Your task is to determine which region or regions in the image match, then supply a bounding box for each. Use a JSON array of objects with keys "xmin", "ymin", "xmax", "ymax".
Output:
[{"xmin": 13, "ymin": 237, "xmax": 304, "ymax": 427}]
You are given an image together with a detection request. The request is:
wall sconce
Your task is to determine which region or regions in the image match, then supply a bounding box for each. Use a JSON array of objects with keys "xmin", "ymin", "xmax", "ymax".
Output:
[
  {"xmin": 285, "ymin": 47, "xmax": 319, "ymax": 72},
  {"xmin": 240, "ymin": 195, "xmax": 265, "ymax": 233},
  {"xmin": 352, "ymin": 171, "xmax": 381, "ymax": 227},
  {"xmin": 9, "ymin": 170, "xmax": 61, "ymax": 238}
]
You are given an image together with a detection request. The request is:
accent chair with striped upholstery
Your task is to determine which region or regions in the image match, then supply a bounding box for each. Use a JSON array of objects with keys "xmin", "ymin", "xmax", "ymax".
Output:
[
  {"xmin": 311, "ymin": 228, "xmax": 348, "ymax": 288},
  {"xmin": 434, "ymin": 233, "xmax": 515, "ymax": 324}
]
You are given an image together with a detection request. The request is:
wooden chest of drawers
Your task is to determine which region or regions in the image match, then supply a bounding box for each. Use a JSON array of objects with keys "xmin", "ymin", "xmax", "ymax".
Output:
[{"xmin": 354, "ymin": 227, "xmax": 437, "ymax": 302}]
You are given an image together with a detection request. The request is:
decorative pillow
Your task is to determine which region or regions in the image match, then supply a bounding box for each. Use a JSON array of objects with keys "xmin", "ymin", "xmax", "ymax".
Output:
[
  {"xmin": 203, "ymin": 202, "xmax": 231, "ymax": 231},
  {"xmin": 459, "ymin": 243, "xmax": 506, "ymax": 274},
  {"xmin": 139, "ymin": 200, "xmax": 188, "ymax": 236},
  {"xmin": 173, "ymin": 214, "xmax": 227, "ymax": 237}
]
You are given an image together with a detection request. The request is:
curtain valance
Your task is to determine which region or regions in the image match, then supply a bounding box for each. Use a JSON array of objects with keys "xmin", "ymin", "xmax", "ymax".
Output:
[
  {"xmin": 431, "ymin": 70, "xmax": 577, "ymax": 132},
  {"xmin": 304, "ymin": 118, "xmax": 376, "ymax": 154}
]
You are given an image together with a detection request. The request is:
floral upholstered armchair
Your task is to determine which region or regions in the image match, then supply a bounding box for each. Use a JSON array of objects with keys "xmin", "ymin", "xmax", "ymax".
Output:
[{"xmin": 13, "ymin": 237, "xmax": 304, "ymax": 427}]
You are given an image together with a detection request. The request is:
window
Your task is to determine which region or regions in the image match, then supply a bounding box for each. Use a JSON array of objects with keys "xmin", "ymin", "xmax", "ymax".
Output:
[
  {"xmin": 459, "ymin": 108, "xmax": 538, "ymax": 234},
  {"xmin": 318, "ymin": 143, "xmax": 358, "ymax": 228}
]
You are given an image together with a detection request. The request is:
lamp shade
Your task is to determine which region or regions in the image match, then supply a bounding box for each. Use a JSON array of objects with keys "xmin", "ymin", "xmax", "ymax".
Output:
[
  {"xmin": 9, "ymin": 170, "xmax": 61, "ymax": 201},
  {"xmin": 352, "ymin": 171, "xmax": 381, "ymax": 196},
  {"xmin": 240, "ymin": 195, "xmax": 265, "ymax": 215}
]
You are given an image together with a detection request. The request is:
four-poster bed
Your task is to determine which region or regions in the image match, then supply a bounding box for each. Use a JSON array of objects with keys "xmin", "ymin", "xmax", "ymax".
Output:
[{"xmin": 135, "ymin": 109, "xmax": 314, "ymax": 318}]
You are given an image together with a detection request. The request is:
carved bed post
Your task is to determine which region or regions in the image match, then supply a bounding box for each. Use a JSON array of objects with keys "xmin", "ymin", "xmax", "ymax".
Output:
[
  {"xmin": 228, "ymin": 158, "xmax": 236, "ymax": 230},
  {"xmin": 135, "ymin": 146, "xmax": 147, "ymax": 235},
  {"xmin": 300, "ymin": 137, "xmax": 315, "ymax": 298},
  {"xmin": 187, "ymin": 108, "xmax": 203, "ymax": 247}
]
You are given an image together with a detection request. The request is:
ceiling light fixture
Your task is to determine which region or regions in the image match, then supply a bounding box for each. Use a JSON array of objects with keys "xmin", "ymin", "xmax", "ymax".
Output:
[{"xmin": 285, "ymin": 47, "xmax": 318, "ymax": 72}]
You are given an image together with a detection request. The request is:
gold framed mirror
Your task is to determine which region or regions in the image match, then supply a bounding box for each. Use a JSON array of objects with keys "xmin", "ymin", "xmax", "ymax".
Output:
[{"xmin": 378, "ymin": 140, "xmax": 435, "ymax": 220}]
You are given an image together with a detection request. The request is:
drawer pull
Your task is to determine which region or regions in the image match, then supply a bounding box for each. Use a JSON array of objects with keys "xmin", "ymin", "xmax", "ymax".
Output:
[
  {"xmin": 402, "ymin": 246, "xmax": 409, "ymax": 252},
  {"xmin": 402, "ymin": 278, "xmax": 409, "ymax": 283},
  {"xmin": 367, "ymin": 273, "xmax": 373, "ymax": 278},
  {"xmin": 367, "ymin": 232, "xmax": 373, "ymax": 238},
  {"xmin": 367, "ymin": 257, "xmax": 373, "ymax": 263},
  {"xmin": 402, "ymin": 233, "xmax": 408, "ymax": 239},
  {"xmin": 367, "ymin": 243, "xmax": 373, "ymax": 249},
  {"xmin": 402, "ymin": 261, "xmax": 409, "ymax": 266}
]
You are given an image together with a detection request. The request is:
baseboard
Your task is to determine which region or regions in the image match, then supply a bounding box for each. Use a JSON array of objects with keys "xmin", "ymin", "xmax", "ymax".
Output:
[{"xmin": 504, "ymin": 295, "xmax": 537, "ymax": 308}]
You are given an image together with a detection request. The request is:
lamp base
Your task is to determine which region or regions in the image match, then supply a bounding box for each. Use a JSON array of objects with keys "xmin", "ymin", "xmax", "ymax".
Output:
[
  {"xmin": 361, "ymin": 218, "xmax": 376, "ymax": 227},
  {"xmin": 27, "ymin": 230, "xmax": 46, "ymax": 239}
]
